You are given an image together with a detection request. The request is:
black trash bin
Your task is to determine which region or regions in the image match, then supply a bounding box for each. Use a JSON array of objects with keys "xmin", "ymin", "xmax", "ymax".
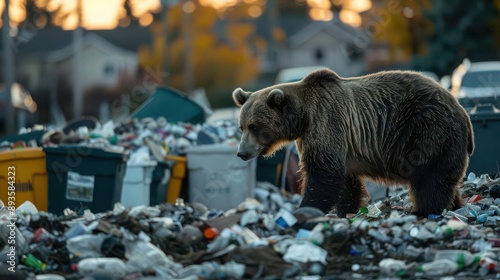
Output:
[
  {"xmin": 256, "ymin": 149, "xmax": 286, "ymax": 186},
  {"xmin": 149, "ymin": 161, "xmax": 172, "ymax": 206},
  {"xmin": 44, "ymin": 145, "xmax": 128, "ymax": 214},
  {"xmin": 467, "ymin": 108, "xmax": 500, "ymax": 178}
]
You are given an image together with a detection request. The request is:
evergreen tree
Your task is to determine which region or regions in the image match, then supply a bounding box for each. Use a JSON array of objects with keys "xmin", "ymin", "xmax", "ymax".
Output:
[{"xmin": 412, "ymin": 0, "xmax": 500, "ymax": 77}]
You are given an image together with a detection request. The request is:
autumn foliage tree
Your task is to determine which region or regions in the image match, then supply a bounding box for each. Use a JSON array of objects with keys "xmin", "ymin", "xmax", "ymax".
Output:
[{"xmin": 139, "ymin": 2, "xmax": 265, "ymax": 107}]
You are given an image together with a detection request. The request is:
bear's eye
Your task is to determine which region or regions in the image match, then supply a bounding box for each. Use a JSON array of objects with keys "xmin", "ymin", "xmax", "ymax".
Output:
[{"xmin": 248, "ymin": 124, "xmax": 257, "ymax": 131}]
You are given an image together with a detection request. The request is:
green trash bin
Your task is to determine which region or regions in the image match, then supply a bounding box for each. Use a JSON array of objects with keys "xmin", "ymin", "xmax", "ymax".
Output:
[
  {"xmin": 256, "ymin": 149, "xmax": 286, "ymax": 186},
  {"xmin": 467, "ymin": 109, "xmax": 500, "ymax": 178},
  {"xmin": 44, "ymin": 145, "xmax": 128, "ymax": 214},
  {"xmin": 0, "ymin": 129, "xmax": 46, "ymax": 145},
  {"xmin": 130, "ymin": 86, "xmax": 206, "ymax": 124}
]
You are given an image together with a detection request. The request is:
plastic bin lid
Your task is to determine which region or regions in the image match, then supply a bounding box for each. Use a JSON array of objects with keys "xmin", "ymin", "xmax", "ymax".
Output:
[
  {"xmin": 185, "ymin": 144, "xmax": 238, "ymax": 155},
  {"xmin": 43, "ymin": 145, "xmax": 128, "ymax": 160},
  {"xmin": 0, "ymin": 148, "xmax": 45, "ymax": 162}
]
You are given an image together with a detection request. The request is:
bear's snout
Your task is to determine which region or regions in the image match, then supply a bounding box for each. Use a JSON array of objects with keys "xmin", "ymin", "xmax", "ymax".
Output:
[
  {"xmin": 237, "ymin": 150, "xmax": 251, "ymax": 161},
  {"xmin": 236, "ymin": 144, "xmax": 260, "ymax": 161}
]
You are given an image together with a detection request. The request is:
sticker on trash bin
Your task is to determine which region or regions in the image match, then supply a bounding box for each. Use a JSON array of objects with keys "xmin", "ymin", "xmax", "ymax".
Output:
[{"xmin": 66, "ymin": 172, "xmax": 95, "ymax": 202}]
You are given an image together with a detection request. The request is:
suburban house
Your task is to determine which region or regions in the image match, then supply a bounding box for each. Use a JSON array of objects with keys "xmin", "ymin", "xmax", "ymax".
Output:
[
  {"xmin": 0, "ymin": 24, "xmax": 152, "ymax": 127},
  {"xmin": 250, "ymin": 15, "xmax": 371, "ymax": 87}
]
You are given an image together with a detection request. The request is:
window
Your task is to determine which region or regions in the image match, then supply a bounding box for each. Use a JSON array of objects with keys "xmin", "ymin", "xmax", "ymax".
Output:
[
  {"xmin": 314, "ymin": 47, "xmax": 324, "ymax": 62},
  {"xmin": 103, "ymin": 63, "xmax": 115, "ymax": 76}
]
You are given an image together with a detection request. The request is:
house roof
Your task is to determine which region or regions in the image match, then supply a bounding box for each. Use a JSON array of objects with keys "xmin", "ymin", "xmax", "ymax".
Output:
[
  {"xmin": 47, "ymin": 33, "xmax": 136, "ymax": 62},
  {"xmin": 227, "ymin": 14, "xmax": 370, "ymax": 51},
  {"xmin": 0, "ymin": 23, "xmax": 152, "ymax": 55},
  {"xmin": 252, "ymin": 15, "xmax": 315, "ymax": 41},
  {"xmin": 288, "ymin": 20, "xmax": 370, "ymax": 48}
]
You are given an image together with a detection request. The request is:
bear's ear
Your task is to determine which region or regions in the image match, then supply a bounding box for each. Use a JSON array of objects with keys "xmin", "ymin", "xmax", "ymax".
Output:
[
  {"xmin": 267, "ymin": 88, "xmax": 286, "ymax": 108},
  {"xmin": 232, "ymin": 88, "xmax": 251, "ymax": 107}
]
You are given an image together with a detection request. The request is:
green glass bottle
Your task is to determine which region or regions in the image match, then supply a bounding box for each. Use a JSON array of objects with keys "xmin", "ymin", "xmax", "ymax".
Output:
[{"xmin": 22, "ymin": 254, "xmax": 46, "ymax": 271}]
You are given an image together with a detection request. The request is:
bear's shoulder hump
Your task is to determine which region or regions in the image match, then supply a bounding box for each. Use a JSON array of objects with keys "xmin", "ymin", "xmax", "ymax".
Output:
[{"xmin": 302, "ymin": 68, "xmax": 340, "ymax": 85}]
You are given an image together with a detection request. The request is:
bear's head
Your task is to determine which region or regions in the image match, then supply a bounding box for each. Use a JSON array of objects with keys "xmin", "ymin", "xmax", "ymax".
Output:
[{"xmin": 232, "ymin": 85, "xmax": 305, "ymax": 161}]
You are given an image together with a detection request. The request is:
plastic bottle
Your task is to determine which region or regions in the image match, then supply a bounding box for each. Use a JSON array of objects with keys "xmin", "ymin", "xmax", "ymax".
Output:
[
  {"xmin": 66, "ymin": 234, "xmax": 105, "ymax": 258},
  {"xmin": 479, "ymin": 256, "xmax": 498, "ymax": 272},
  {"xmin": 64, "ymin": 222, "xmax": 89, "ymax": 240},
  {"xmin": 124, "ymin": 240, "xmax": 174, "ymax": 272},
  {"xmin": 433, "ymin": 250, "xmax": 480, "ymax": 269},
  {"xmin": 22, "ymin": 254, "xmax": 46, "ymax": 271},
  {"xmin": 77, "ymin": 257, "xmax": 127, "ymax": 278},
  {"xmin": 240, "ymin": 209, "xmax": 259, "ymax": 226},
  {"xmin": 199, "ymin": 261, "xmax": 245, "ymax": 279},
  {"xmin": 32, "ymin": 228, "xmax": 56, "ymax": 246},
  {"xmin": 379, "ymin": 258, "xmax": 407, "ymax": 277},
  {"xmin": 418, "ymin": 259, "xmax": 458, "ymax": 276},
  {"xmin": 308, "ymin": 223, "xmax": 327, "ymax": 245}
]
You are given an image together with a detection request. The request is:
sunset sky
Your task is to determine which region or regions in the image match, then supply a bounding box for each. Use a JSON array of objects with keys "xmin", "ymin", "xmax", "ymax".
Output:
[
  {"xmin": 0, "ymin": 0, "xmax": 160, "ymax": 29},
  {"xmin": 0, "ymin": 0, "xmax": 371, "ymax": 29}
]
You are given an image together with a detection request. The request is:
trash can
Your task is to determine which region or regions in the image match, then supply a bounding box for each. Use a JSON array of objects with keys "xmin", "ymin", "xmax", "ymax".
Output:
[
  {"xmin": 0, "ymin": 129, "xmax": 46, "ymax": 146},
  {"xmin": 149, "ymin": 161, "xmax": 171, "ymax": 206},
  {"xmin": 467, "ymin": 110, "xmax": 500, "ymax": 178},
  {"xmin": 164, "ymin": 155, "xmax": 187, "ymax": 204},
  {"xmin": 0, "ymin": 148, "xmax": 48, "ymax": 211},
  {"xmin": 44, "ymin": 145, "xmax": 128, "ymax": 214},
  {"xmin": 130, "ymin": 86, "xmax": 206, "ymax": 124},
  {"xmin": 186, "ymin": 144, "xmax": 256, "ymax": 211},
  {"xmin": 121, "ymin": 161, "xmax": 157, "ymax": 207},
  {"xmin": 256, "ymin": 149, "xmax": 286, "ymax": 186}
]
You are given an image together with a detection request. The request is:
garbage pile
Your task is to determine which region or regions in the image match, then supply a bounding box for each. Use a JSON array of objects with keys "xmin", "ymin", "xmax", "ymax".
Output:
[
  {"xmin": 2, "ymin": 173, "xmax": 500, "ymax": 279},
  {"xmin": 0, "ymin": 118, "xmax": 240, "ymax": 164}
]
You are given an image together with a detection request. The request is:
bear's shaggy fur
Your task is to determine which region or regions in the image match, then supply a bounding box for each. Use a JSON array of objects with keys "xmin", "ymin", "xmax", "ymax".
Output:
[{"xmin": 233, "ymin": 68, "xmax": 474, "ymax": 217}]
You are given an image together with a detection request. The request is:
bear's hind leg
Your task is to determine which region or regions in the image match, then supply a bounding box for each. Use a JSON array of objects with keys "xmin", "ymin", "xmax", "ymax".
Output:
[
  {"xmin": 336, "ymin": 175, "xmax": 368, "ymax": 218},
  {"xmin": 451, "ymin": 185, "xmax": 464, "ymax": 209},
  {"xmin": 409, "ymin": 166, "xmax": 463, "ymax": 217}
]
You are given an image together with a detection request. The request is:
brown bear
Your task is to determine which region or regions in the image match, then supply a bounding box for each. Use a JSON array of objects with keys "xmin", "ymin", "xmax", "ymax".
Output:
[{"xmin": 232, "ymin": 68, "xmax": 474, "ymax": 217}]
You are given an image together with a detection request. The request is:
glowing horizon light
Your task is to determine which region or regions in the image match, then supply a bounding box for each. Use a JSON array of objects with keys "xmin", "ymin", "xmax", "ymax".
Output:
[
  {"xmin": 199, "ymin": 0, "xmax": 239, "ymax": 10},
  {"xmin": 46, "ymin": 0, "xmax": 59, "ymax": 12},
  {"xmin": 248, "ymin": 5, "xmax": 262, "ymax": 18},
  {"xmin": 339, "ymin": 9, "xmax": 361, "ymax": 27},
  {"xmin": 35, "ymin": 13, "xmax": 48, "ymax": 28},
  {"xmin": 82, "ymin": 0, "xmax": 124, "ymax": 30},
  {"xmin": 139, "ymin": 13, "xmax": 153, "ymax": 26},
  {"xmin": 182, "ymin": 1, "xmax": 196, "ymax": 13},
  {"xmin": 403, "ymin": 6, "xmax": 414, "ymax": 18},
  {"xmin": 130, "ymin": 0, "xmax": 161, "ymax": 18},
  {"xmin": 306, "ymin": 0, "xmax": 331, "ymax": 9},
  {"xmin": 309, "ymin": 7, "xmax": 333, "ymax": 21},
  {"xmin": 0, "ymin": 0, "xmax": 27, "ymax": 27},
  {"xmin": 62, "ymin": 13, "xmax": 78, "ymax": 30},
  {"xmin": 342, "ymin": 0, "xmax": 372, "ymax": 13},
  {"xmin": 118, "ymin": 7, "xmax": 127, "ymax": 18},
  {"xmin": 119, "ymin": 16, "xmax": 131, "ymax": 27}
]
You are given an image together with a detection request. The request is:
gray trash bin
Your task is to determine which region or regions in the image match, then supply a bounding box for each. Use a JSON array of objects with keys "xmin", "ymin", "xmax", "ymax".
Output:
[{"xmin": 186, "ymin": 144, "xmax": 256, "ymax": 210}]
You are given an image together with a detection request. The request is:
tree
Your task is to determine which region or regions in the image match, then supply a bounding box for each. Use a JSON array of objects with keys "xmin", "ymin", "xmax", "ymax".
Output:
[
  {"xmin": 361, "ymin": 0, "xmax": 432, "ymax": 69},
  {"xmin": 138, "ymin": 2, "xmax": 264, "ymax": 107},
  {"xmin": 412, "ymin": 0, "xmax": 500, "ymax": 76}
]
